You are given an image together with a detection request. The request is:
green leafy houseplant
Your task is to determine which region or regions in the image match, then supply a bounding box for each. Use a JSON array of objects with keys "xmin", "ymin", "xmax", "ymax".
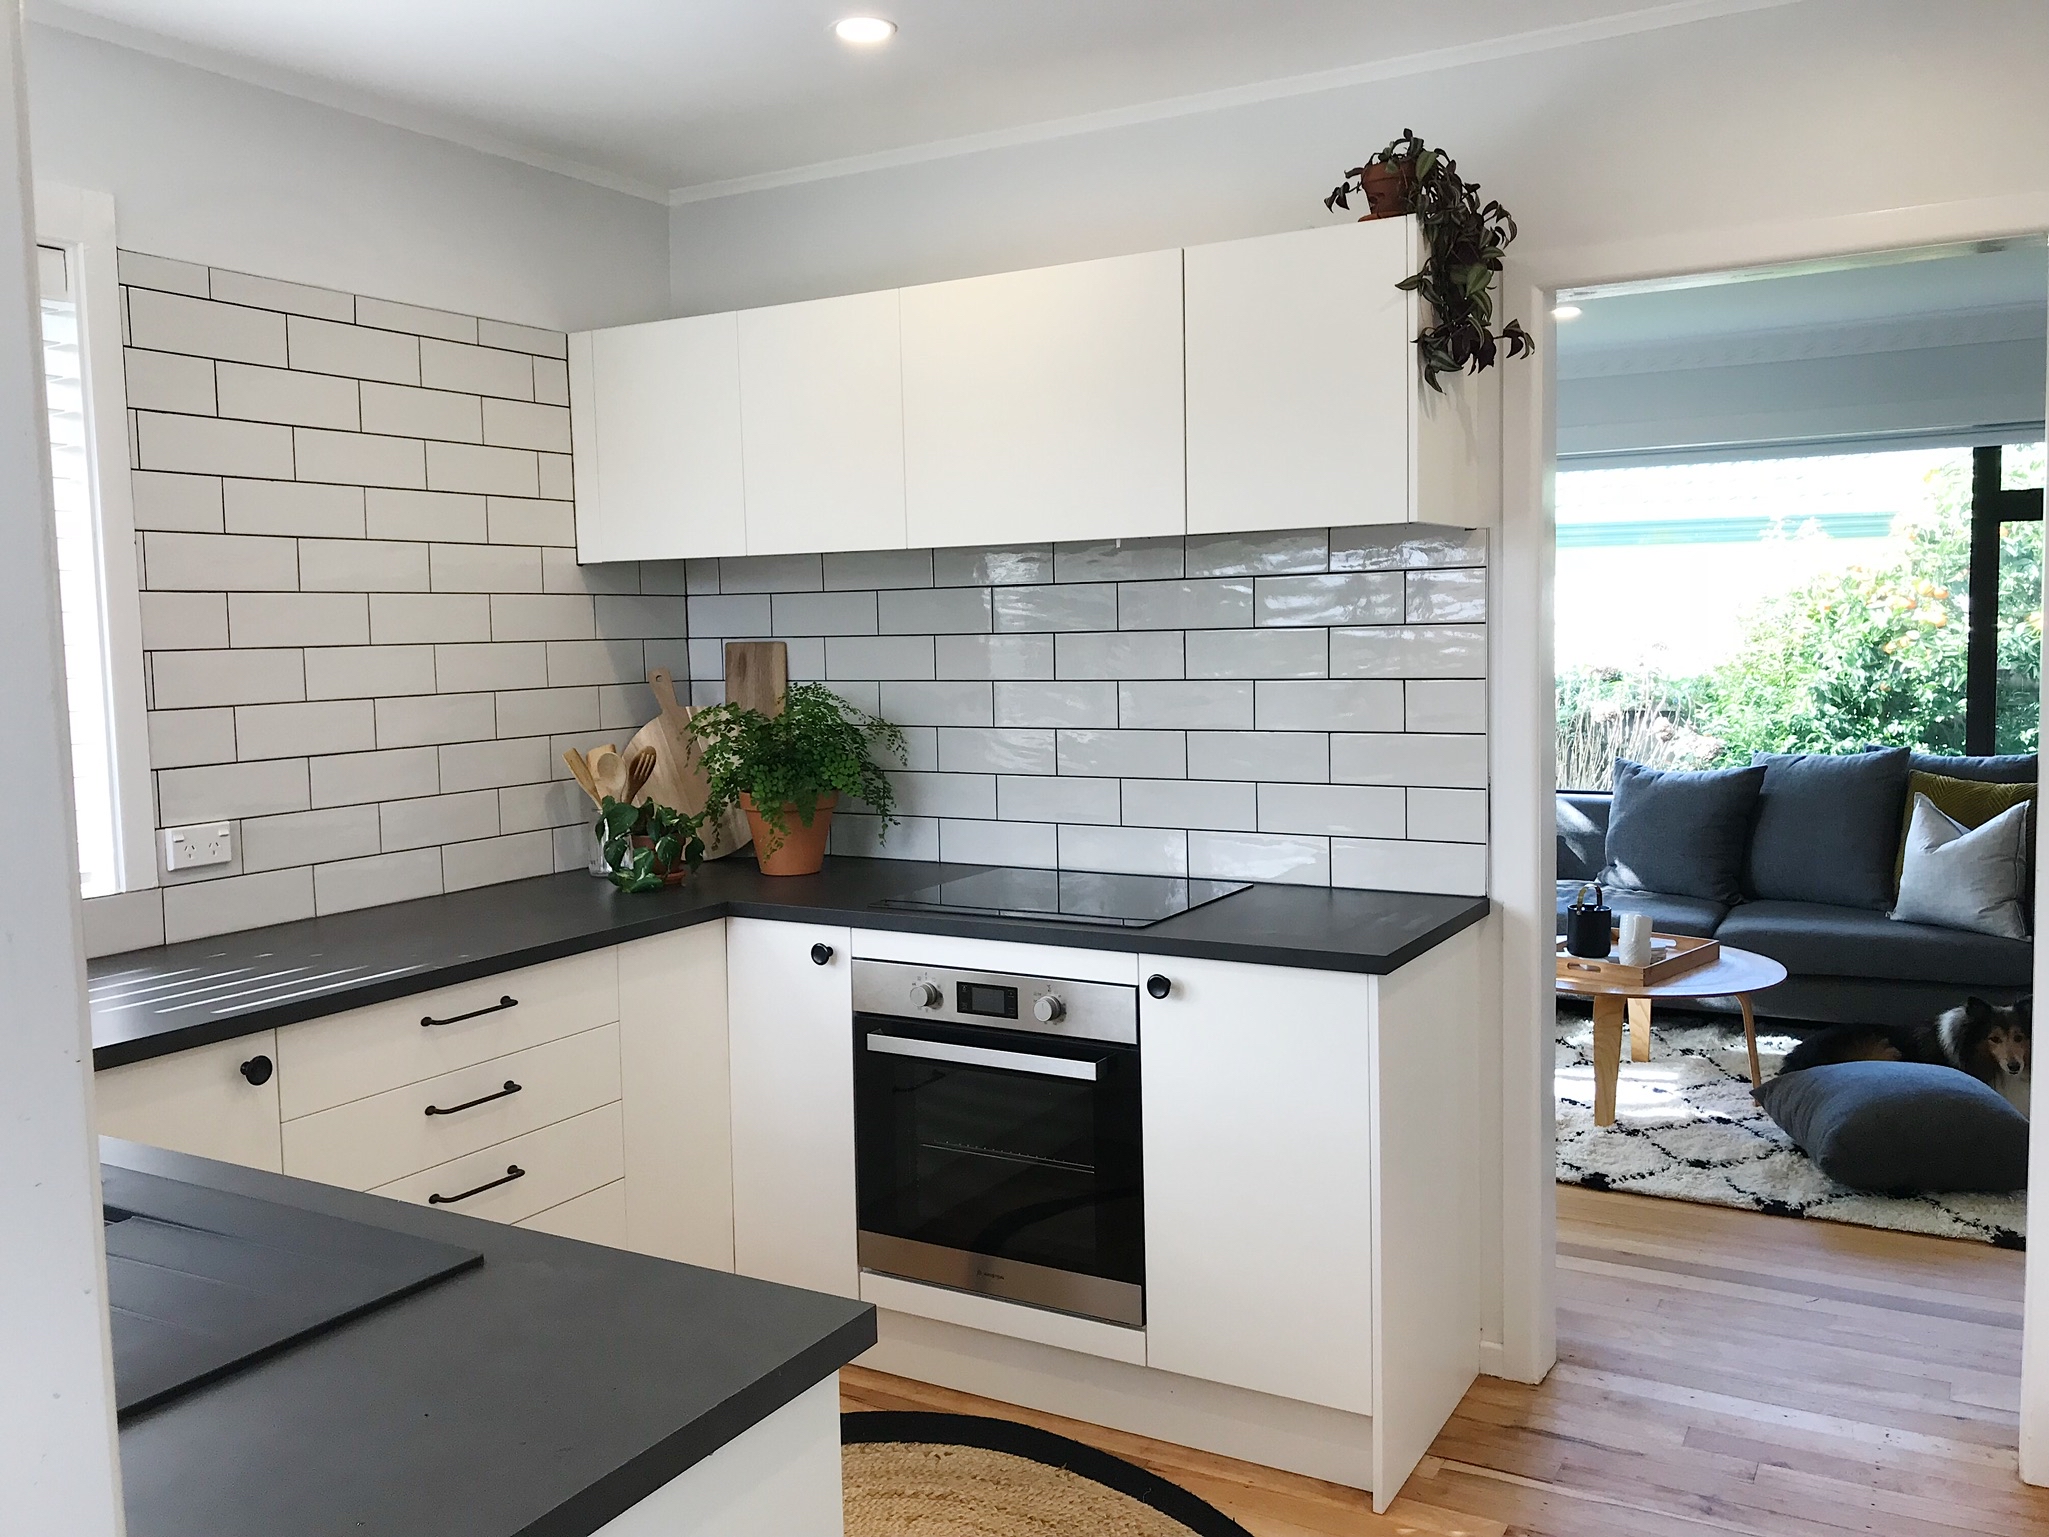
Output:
[
  {"xmin": 597, "ymin": 796, "xmax": 707, "ymax": 893},
  {"xmin": 688, "ymin": 682, "xmax": 907, "ymax": 860},
  {"xmin": 1325, "ymin": 129, "xmax": 1535, "ymax": 392}
]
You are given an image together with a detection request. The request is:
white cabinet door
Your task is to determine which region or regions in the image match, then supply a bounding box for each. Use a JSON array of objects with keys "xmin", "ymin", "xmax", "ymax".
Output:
[
  {"xmin": 740, "ymin": 289, "xmax": 906, "ymax": 555},
  {"xmin": 570, "ymin": 312, "xmax": 745, "ymax": 562},
  {"xmin": 727, "ymin": 918, "xmax": 857, "ymax": 1298},
  {"xmin": 95, "ymin": 1033, "xmax": 283, "ymax": 1172},
  {"xmin": 619, "ymin": 922, "xmax": 734, "ymax": 1268},
  {"xmin": 1140, "ymin": 955, "xmax": 1377, "ymax": 1416},
  {"xmin": 900, "ymin": 248, "xmax": 1185, "ymax": 548},
  {"xmin": 1184, "ymin": 219, "xmax": 1413, "ymax": 534}
]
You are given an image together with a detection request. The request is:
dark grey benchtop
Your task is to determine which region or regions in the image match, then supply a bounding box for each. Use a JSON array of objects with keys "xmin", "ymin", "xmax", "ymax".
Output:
[
  {"xmin": 108, "ymin": 1137, "xmax": 875, "ymax": 1537},
  {"xmin": 92, "ymin": 857, "xmax": 1489, "ymax": 1068}
]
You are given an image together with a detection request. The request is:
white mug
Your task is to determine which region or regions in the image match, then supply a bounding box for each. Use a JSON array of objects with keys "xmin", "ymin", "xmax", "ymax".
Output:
[{"xmin": 1618, "ymin": 912, "xmax": 1653, "ymax": 967}]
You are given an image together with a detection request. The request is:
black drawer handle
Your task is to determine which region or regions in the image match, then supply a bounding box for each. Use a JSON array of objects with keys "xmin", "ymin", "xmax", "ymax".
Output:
[
  {"xmin": 1146, "ymin": 974, "xmax": 1171, "ymax": 999},
  {"xmin": 810, "ymin": 943, "xmax": 835, "ymax": 966},
  {"xmin": 239, "ymin": 1054, "xmax": 274, "ymax": 1086},
  {"xmin": 428, "ymin": 1165, "xmax": 525, "ymax": 1206},
  {"xmin": 424, "ymin": 1080, "xmax": 521, "ymax": 1117},
  {"xmin": 421, "ymin": 995, "xmax": 518, "ymax": 1028}
]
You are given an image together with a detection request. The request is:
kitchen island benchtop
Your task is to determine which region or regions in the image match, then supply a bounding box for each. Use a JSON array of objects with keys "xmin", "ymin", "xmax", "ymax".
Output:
[
  {"xmin": 107, "ymin": 1137, "xmax": 875, "ymax": 1537},
  {"xmin": 91, "ymin": 858, "xmax": 1490, "ymax": 1069}
]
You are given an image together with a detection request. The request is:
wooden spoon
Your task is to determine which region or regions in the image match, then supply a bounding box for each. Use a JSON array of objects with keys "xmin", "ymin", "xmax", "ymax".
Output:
[
  {"xmin": 562, "ymin": 748, "xmax": 602, "ymax": 806},
  {"xmin": 588, "ymin": 744, "xmax": 629, "ymax": 803}
]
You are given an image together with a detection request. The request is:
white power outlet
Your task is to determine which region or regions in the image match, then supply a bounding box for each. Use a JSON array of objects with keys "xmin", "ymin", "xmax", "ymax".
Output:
[{"xmin": 163, "ymin": 821, "xmax": 233, "ymax": 871}]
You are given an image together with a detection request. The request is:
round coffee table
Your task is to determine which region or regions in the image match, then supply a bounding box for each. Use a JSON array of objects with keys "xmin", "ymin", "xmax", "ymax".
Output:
[{"xmin": 1554, "ymin": 943, "xmax": 1788, "ymax": 1126}]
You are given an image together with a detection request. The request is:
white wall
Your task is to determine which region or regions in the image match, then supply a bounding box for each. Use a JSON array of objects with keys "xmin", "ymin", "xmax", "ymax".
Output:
[
  {"xmin": 667, "ymin": 0, "xmax": 2049, "ymax": 314},
  {"xmin": 28, "ymin": 25, "xmax": 669, "ymax": 332}
]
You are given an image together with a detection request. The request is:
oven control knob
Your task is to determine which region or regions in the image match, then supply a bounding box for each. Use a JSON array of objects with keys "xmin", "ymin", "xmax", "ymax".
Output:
[
  {"xmin": 1033, "ymin": 994, "xmax": 1066, "ymax": 1024},
  {"xmin": 908, "ymin": 980, "xmax": 943, "ymax": 1010}
]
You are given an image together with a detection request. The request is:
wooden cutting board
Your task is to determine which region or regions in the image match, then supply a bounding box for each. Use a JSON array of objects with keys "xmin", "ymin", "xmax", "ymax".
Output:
[
  {"xmin": 622, "ymin": 669, "xmax": 750, "ymax": 859},
  {"xmin": 724, "ymin": 640, "xmax": 788, "ymax": 717}
]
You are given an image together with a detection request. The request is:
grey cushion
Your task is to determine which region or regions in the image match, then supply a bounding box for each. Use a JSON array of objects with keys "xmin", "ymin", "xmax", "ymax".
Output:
[
  {"xmin": 1554, "ymin": 882, "xmax": 1724, "ymax": 939},
  {"xmin": 1715, "ymin": 899, "xmax": 2034, "ymax": 987},
  {"xmin": 1602, "ymin": 760, "xmax": 1765, "ymax": 905},
  {"xmin": 1893, "ymin": 795, "xmax": 2030, "ymax": 940},
  {"xmin": 1911, "ymin": 751, "xmax": 2038, "ymax": 785},
  {"xmin": 1745, "ymin": 748, "xmax": 1909, "ymax": 910},
  {"xmin": 1754, "ymin": 1061, "xmax": 2028, "ymax": 1193},
  {"xmin": 1556, "ymin": 793, "xmax": 1611, "ymax": 882}
]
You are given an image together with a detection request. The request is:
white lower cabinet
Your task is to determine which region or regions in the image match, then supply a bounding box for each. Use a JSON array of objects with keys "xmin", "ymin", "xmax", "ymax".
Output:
[
  {"xmin": 522, "ymin": 1180, "xmax": 630, "ymax": 1247},
  {"xmin": 94, "ymin": 1032, "xmax": 284, "ymax": 1172},
  {"xmin": 1140, "ymin": 955, "xmax": 1378, "ymax": 1415},
  {"xmin": 727, "ymin": 917, "xmax": 858, "ymax": 1298},
  {"xmin": 371, "ymin": 1102, "xmax": 626, "ymax": 1225}
]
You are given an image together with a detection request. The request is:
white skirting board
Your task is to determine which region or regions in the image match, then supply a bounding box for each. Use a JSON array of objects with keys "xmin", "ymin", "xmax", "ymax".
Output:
[
  {"xmin": 594, "ymin": 1376, "xmax": 845, "ymax": 1536},
  {"xmin": 859, "ymin": 1310, "xmax": 1377, "ymax": 1493}
]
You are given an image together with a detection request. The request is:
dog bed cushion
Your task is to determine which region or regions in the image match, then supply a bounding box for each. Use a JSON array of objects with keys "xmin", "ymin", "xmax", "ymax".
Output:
[
  {"xmin": 1602, "ymin": 759, "xmax": 1766, "ymax": 905},
  {"xmin": 1754, "ymin": 1060, "xmax": 2029, "ymax": 1193},
  {"xmin": 1745, "ymin": 748, "xmax": 1910, "ymax": 910}
]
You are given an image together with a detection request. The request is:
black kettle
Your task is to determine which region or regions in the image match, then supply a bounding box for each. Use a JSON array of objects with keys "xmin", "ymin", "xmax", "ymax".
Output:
[{"xmin": 1564, "ymin": 882, "xmax": 1613, "ymax": 959}]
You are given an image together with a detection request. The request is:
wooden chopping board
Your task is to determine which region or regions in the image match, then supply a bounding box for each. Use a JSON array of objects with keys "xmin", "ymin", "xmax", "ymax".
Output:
[
  {"xmin": 622, "ymin": 669, "xmax": 750, "ymax": 859},
  {"xmin": 724, "ymin": 640, "xmax": 788, "ymax": 718}
]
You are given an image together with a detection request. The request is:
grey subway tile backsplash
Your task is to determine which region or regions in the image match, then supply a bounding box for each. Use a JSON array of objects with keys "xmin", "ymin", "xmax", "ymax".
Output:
[
  {"xmin": 880, "ymin": 586, "xmax": 993, "ymax": 635},
  {"xmin": 1055, "ymin": 630, "xmax": 1182, "ymax": 680},
  {"xmin": 1184, "ymin": 528, "xmax": 1328, "ymax": 577},
  {"xmin": 1406, "ymin": 567, "xmax": 1488, "ymax": 623},
  {"xmin": 1184, "ymin": 627, "xmax": 1326, "ymax": 679},
  {"xmin": 1330, "ymin": 523, "xmax": 1487, "ymax": 571},
  {"xmin": 937, "ymin": 633, "xmax": 1054, "ymax": 680},
  {"xmin": 770, "ymin": 590, "xmax": 879, "ymax": 635},
  {"xmin": 1116, "ymin": 579, "xmax": 1253, "ymax": 631},
  {"xmin": 1328, "ymin": 625, "xmax": 1486, "ymax": 679},
  {"xmin": 1053, "ymin": 537, "xmax": 1182, "ymax": 582},
  {"xmin": 1255, "ymin": 572, "xmax": 1404, "ymax": 628},
  {"xmin": 993, "ymin": 583, "xmax": 1116, "ymax": 633},
  {"xmin": 934, "ymin": 545, "xmax": 1054, "ymax": 587}
]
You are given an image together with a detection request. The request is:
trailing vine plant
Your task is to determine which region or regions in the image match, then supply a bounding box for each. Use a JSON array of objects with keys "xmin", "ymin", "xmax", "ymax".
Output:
[
  {"xmin": 1325, "ymin": 129, "xmax": 1534, "ymax": 392},
  {"xmin": 597, "ymin": 797, "xmax": 707, "ymax": 892},
  {"xmin": 688, "ymin": 682, "xmax": 906, "ymax": 856}
]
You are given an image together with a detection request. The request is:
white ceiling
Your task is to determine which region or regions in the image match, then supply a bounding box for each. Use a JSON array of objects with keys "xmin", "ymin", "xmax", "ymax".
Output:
[{"xmin": 31, "ymin": 0, "xmax": 1772, "ymax": 201}]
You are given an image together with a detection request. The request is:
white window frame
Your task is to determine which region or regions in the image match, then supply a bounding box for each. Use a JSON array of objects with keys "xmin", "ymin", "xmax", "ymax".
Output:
[{"xmin": 35, "ymin": 182, "xmax": 153, "ymax": 896}]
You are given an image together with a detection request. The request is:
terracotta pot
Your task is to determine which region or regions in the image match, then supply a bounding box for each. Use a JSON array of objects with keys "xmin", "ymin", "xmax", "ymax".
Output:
[
  {"xmin": 741, "ymin": 792, "xmax": 836, "ymax": 876},
  {"xmin": 1356, "ymin": 161, "xmax": 1413, "ymax": 221},
  {"xmin": 628, "ymin": 834, "xmax": 689, "ymax": 886}
]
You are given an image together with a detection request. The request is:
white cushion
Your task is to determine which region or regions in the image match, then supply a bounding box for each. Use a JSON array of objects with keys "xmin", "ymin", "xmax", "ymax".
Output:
[{"xmin": 1891, "ymin": 793, "xmax": 2030, "ymax": 940}]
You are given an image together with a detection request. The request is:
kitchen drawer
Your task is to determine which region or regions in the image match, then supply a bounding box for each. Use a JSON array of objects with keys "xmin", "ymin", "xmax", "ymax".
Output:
[
  {"xmin": 282, "ymin": 1024, "xmax": 621, "ymax": 1191},
  {"xmin": 372, "ymin": 1103, "xmax": 624, "ymax": 1228},
  {"xmin": 277, "ymin": 949, "xmax": 617, "ymax": 1120},
  {"xmin": 95, "ymin": 1032, "xmax": 283, "ymax": 1172},
  {"xmin": 519, "ymin": 1180, "xmax": 629, "ymax": 1248}
]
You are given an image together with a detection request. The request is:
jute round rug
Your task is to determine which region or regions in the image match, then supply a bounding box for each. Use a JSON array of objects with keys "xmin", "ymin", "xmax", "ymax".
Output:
[{"xmin": 842, "ymin": 1412, "xmax": 1253, "ymax": 1537}]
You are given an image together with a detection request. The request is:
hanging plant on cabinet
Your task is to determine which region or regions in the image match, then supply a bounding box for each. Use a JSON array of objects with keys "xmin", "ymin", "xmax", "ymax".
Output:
[{"xmin": 1326, "ymin": 129, "xmax": 1535, "ymax": 392}]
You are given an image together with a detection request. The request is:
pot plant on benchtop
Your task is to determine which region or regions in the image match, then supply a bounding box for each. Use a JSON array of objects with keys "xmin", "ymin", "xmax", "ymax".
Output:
[
  {"xmin": 597, "ymin": 797, "xmax": 708, "ymax": 892},
  {"xmin": 1325, "ymin": 128, "xmax": 1535, "ymax": 391},
  {"xmin": 688, "ymin": 682, "xmax": 907, "ymax": 876}
]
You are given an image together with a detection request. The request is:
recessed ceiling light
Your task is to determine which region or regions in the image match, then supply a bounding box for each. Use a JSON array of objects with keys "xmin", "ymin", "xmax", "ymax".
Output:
[
  {"xmin": 834, "ymin": 16, "xmax": 896, "ymax": 44},
  {"xmin": 1551, "ymin": 304, "xmax": 1583, "ymax": 321}
]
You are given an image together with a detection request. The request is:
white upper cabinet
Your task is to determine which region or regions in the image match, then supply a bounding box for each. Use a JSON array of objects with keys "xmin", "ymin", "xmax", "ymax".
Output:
[
  {"xmin": 570, "ymin": 312, "xmax": 745, "ymax": 562},
  {"xmin": 899, "ymin": 248, "xmax": 1186, "ymax": 549},
  {"xmin": 1186, "ymin": 217, "xmax": 1499, "ymax": 531},
  {"xmin": 739, "ymin": 289, "xmax": 907, "ymax": 555}
]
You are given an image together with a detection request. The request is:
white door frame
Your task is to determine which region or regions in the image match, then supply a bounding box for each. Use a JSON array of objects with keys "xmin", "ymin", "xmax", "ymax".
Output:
[{"xmin": 1488, "ymin": 192, "xmax": 2049, "ymax": 1482}]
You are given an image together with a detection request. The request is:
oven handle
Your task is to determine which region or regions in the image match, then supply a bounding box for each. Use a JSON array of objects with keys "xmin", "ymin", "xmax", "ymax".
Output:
[{"xmin": 865, "ymin": 1032, "xmax": 1100, "ymax": 1082}]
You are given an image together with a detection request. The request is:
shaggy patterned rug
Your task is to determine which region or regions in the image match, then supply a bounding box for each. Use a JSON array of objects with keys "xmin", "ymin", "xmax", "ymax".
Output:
[{"xmin": 1555, "ymin": 1006, "xmax": 2027, "ymax": 1247}]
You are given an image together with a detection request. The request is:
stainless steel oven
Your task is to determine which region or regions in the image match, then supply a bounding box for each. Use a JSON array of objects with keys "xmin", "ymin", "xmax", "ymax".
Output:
[{"xmin": 852, "ymin": 958, "xmax": 1143, "ymax": 1328}]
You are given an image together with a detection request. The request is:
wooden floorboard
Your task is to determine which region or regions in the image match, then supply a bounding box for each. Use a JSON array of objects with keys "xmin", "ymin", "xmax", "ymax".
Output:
[{"xmin": 841, "ymin": 1185, "xmax": 2047, "ymax": 1536}]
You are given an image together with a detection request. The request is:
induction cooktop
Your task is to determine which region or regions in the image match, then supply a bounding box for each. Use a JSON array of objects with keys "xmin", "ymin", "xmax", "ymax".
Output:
[{"xmin": 874, "ymin": 868, "xmax": 1248, "ymax": 929}]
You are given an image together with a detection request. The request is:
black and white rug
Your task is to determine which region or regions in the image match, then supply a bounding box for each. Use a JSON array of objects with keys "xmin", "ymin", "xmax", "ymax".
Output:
[{"xmin": 1555, "ymin": 1006, "xmax": 2027, "ymax": 1247}]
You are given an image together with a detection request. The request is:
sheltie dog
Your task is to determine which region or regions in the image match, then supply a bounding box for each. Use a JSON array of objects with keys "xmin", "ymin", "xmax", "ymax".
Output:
[{"xmin": 1778, "ymin": 996, "xmax": 2030, "ymax": 1115}]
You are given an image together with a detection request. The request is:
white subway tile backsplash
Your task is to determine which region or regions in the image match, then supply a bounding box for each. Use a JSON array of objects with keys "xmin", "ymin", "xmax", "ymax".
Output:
[
  {"xmin": 132, "ymin": 471, "xmax": 224, "ymax": 532},
  {"xmin": 937, "ymin": 728, "xmax": 1056, "ymax": 775},
  {"xmin": 1055, "ymin": 630, "xmax": 1181, "ymax": 680},
  {"xmin": 487, "ymin": 497, "xmax": 576, "ymax": 547},
  {"xmin": 152, "ymin": 648, "xmax": 304, "ymax": 708},
  {"xmin": 685, "ymin": 594, "xmax": 770, "ymax": 639},
  {"xmin": 443, "ymin": 830, "xmax": 554, "ymax": 892},
  {"xmin": 877, "ymin": 681, "xmax": 993, "ymax": 727},
  {"xmin": 1330, "ymin": 733, "xmax": 1487, "ymax": 788},
  {"xmin": 427, "ymin": 440, "xmax": 539, "ymax": 496},
  {"xmin": 141, "ymin": 591, "xmax": 229, "ymax": 650},
  {"xmin": 997, "ymin": 775, "xmax": 1120, "ymax": 825},
  {"xmin": 1189, "ymin": 830, "xmax": 1331, "ymax": 885},
  {"xmin": 1255, "ymin": 572, "xmax": 1404, "ymax": 627},
  {"xmin": 1118, "ymin": 680, "xmax": 1253, "ymax": 729},
  {"xmin": 1407, "ymin": 787, "xmax": 1489, "ymax": 843},
  {"xmin": 1059, "ymin": 823, "xmax": 1187, "ymax": 877},
  {"xmin": 367, "ymin": 488, "xmax": 488, "ymax": 543},
  {"xmin": 1254, "ymin": 680, "xmax": 1403, "ymax": 733},
  {"xmin": 994, "ymin": 680, "xmax": 1117, "ymax": 728},
  {"xmin": 1256, "ymin": 782, "xmax": 1405, "ymax": 838},
  {"xmin": 491, "ymin": 593, "xmax": 596, "ymax": 642},
  {"xmin": 227, "ymin": 592, "xmax": 369, "ymax": 648},
  {"xmin": 498, "ymin": 778, "xmax": 588, "ymax": 835},
  {"xmin": 940, "ymin": 818, "xmax": 1057, "ymax": 868},
  {"xmin": 772, "ymin": 590, "xmax": 878, "ymax": 635},
  {"xmin": 1406, "ymin": 567, "xmax": 1487, "ymax": 623},
  {"xmin": 598, "ymin": 682, "xmax": 657, "ymax": 730},
  {"xmin": 719, "ymin": 553, "xmax": 823, "ymax": 593},
  {"xmin": 1184, "ymin": 529, "xmax": 1328, "ymax": 577},
  {"xmin": 421, "ymin": 338, "xmax": 533, "ymax": 400},
  {"xmin": 439, "ymin": 736, "xmax": 551, "ymax": 793},
  {"xmin": 1116, "ymin": 579, "xmax": 1253, "ymax": 630},
  {"xmin": 287, "ymin": 315, "xmax": 420, "ymax": 384},
  {"xmin": 356, "ymin": 296, "xmax": 478, "ymax": 344},
  {"xmin": 119, "ymin": 250, "xmax": 210, "ymax": 298},
  {"xmin": 1330, "ymin": 524, "xmax": 1487, "ymax": 571},
  {"xmin": 299, "ymin": 538, "xmax": 428, "ymax": 593},
  {"xmin": 145, "ymin": 531, "xmax": 298, "ymax": 591},
  {"xmin": 313, "ymin": 849, "xmax": 443, "ymax": 914},
  {"xmin": 826, "ymin": 548, "xmax": 933, "ymax": 590},
  {"xmin": 226, "ymin": 480, "xmax": 366, "ymax": 538},
  {"xmin": 1184, "ymin": 627, "xmax": 1326, "ymax": 679},
  {"xmin": 880, "ymin": 586, "xmax": 992, "ymax": 635},
  {"xmin": 479, "ymin": 318, "xmax": 567, "ymax": 359},
  {"xmin": 158, "ymin": 758, "xmax": 310, "ymax": 822},
  {"xmin": 295, "ymin": 428, "xmax": 427, "ymax": 489},
  {"xmin": 938, "ymin": 634, "xmax": 1054, "ymax": 681},
  {"xmin": 207, "ymin": 269, "xmax": 355, "ymax": 323},
  {"xmin": 371, "ymin": 592, "xmax": 493, "ymax": 644},
  {"xmin": 148, "ymin": 707, "xmax": 236, "ymax": 769},
  {"xmin": 127, "ymin": 288, "xmax": 287, "ymax": 365},
  {"xmin": 304, "ymin": 645, "xmax": 437, "ymax": 700},
  {"xmin": 494, "ymin": 686, "xmax": 599, "ymax": 737},
  {"xmin": 1186, "ymin": 731, "xmax": 1326, "ymax": 783},
  {"xmin": 1329, "ymin": 625, "xmax": 1486, "ymax": 679},
  {"xmin": 164, "ymin": 868, "xmax": 315, "ymax": 943},
  {"xmin": 1405, "ymin": 678, "xmax": 1488, "ymax": 733},
  {"xmin": 831, "ymin": 812, "xmax": 939, "ymax": 862},
  {"xmin": 309, "ymin": 746, "xmax": 439, "ymax": 807},
  {"xmin": 533, "ymin": 356, "xmax": 570, "ymax": 406},
  {"xmin": 240, "ymin": 805, "xmax": 380, "ymax": 873},
  {"xmin": 882, "ymin": 771, "xmax": 997, "ymax": 820},
  {"xmin": 1120, "ymin": 778, "xmax": 1256, "ymax": 831},
  {"xmin": 124, "ymin": 348, "xmax": 216, "ymax": 414},
  {"xmin": 1054, "ymin": 537, "xmax": 1182, "ymax": 582},
  {"xmin": 993, "ymin": 583, "xmax": 1115, "ymax": 632},
  {"xmin": 544, "ymin": 638, "xmax": 644, "ymax": 688},
  {"xmin": 375, "ymin": 691, "xmax": 498, "ymax": 748},
  {"xmin": 935, "ymin": 545, "xmax": 1054, "ymax": 587},
  {"xmin": 381, "ymin": 790, "xmax": 499, "ymax": 851},
  {"xmin": 136, "ymin": 413, "xmax": 295, "ymax": 479},
  {"xmin": 594, "ymin": 595, "xmax": 688, "ymax": 639},
  {"xmin": 235, "ymin": 699, "xmax": 376, "ymax": 760},
  {"xmin": 214, "ymin": 362, "xmax": 360, "ymax": 429},
  {"xmin": 360, "ymin": 381, "xmax": 483, "ymax": 443},
  {"xmin": 537, "ymin": 453, "xmax": 574, "ymax": 501},
  {"xmin": 431, "ymin": 542, "xmax": 542, "ymax": 594},
  {"xmin": 1055, "ymin": 729, "xmax": 1185, "ymax": 779},
  {"xmin": 434, "ymin": 641, "xmax": 549, "ymax": 692},
  {"xmin": 482, "ymin": 397, "xmax": 571, "ymax": 453},
  {"xmin": 1331, "ymin": 837, "xmax": 1487, "ymax": 896},
  {"xmin": 827, "ymin": 635, "xmax": 935, "ymax": 680}
]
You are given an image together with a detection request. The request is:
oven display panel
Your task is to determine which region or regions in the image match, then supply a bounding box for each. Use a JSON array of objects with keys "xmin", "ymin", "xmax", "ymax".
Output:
[{"xmin": 955, "ymin": 981, "xmax": 1019, "ymax": 1020}]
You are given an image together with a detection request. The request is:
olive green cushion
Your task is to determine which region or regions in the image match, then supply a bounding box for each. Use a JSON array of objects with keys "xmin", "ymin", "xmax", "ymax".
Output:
[{"xmin": 1894, "ymin": 770, "xmax": 2036, "ymax": 882}]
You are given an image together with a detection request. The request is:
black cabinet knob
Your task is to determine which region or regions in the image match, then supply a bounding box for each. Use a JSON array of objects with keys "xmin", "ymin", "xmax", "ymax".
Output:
[
  {"xmin": 239, "ymin": 1054, "xmax": 274, "ymax": 1086},
  {"xmin": 1146, "ymin": 974, "xmax": 1171, "ymax": 999},
  {"xmin": 810, "ymin": 942, "xmax": 835, "ymax": 966}
]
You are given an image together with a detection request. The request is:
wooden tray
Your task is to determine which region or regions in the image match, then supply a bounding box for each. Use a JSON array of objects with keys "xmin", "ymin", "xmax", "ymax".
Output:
[{"xmin": 1555, "ymin": 931, "xmax": 1720, "ymax": 989}]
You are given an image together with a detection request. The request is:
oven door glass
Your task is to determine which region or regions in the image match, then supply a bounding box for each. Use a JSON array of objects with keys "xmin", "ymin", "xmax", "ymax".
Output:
[{"xmin": 854, "ymin": 1014, "xmax": 1143, "ymax": 1304}]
